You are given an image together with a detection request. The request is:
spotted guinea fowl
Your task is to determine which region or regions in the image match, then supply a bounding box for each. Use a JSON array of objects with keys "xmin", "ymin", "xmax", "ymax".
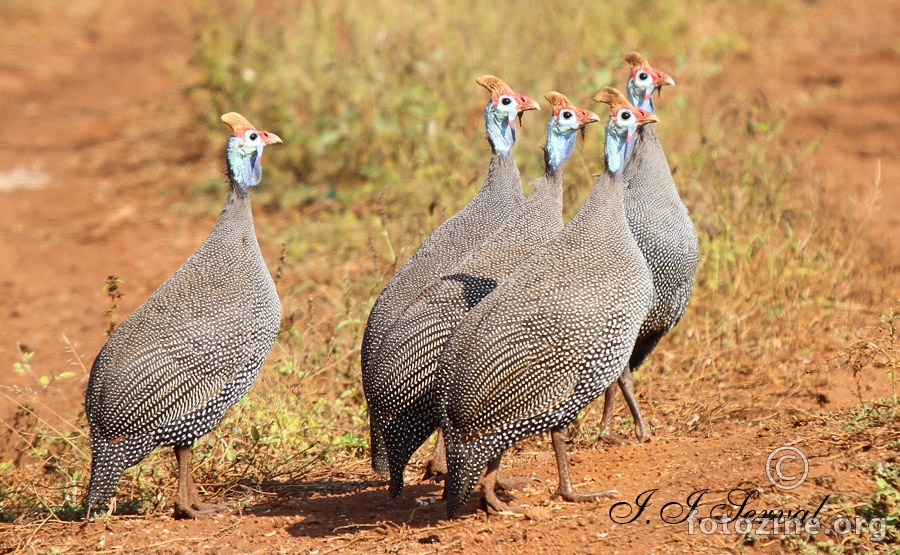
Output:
[
  {"xmin": 438, "ymin": 88, "xmax": 657, "ymax": 518},
  {"xmin": 362, "ymin": 76, "xmax": 539, "ymax": 475},
  {"xmin": 83, "ymin": 113, "xmax": 282, "ymax": 519},
  {"xmin": 371, "ymin": 92, "xmax": 599, "ymax": 498},
  {"xmin": 598, "ymin": 52, "xmax": 699, "ymax": 444}
]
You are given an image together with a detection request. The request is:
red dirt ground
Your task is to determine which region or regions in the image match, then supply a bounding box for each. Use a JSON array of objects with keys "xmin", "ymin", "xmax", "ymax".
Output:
[{"xmin": 1, "ymin": 0, "xmax": 898, "ymax": 553}]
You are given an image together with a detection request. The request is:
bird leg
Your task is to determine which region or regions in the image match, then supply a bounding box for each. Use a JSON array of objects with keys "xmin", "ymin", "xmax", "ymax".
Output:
[
  {"xmin": 423, "ymin": 428, "xmax": 449, "ymax": 479},
  {"xmin": 484, "ymin": 448, "xmax": 539, "ymax": 492},
  {"xmin": 599, "ymin": 369, "xmax": 650, "ymax": 444},
  {"xmin": 598, "ymin": 384, "xmax": 622, "ymax": 444},
  {"xmin": 480, "ymin": 455, "xmax": 531, "ymax": 515},
  {"xmin": 425, "ymin": 430, "xmax": 537, "ymax": 493},
  {"xmin": 81, "ymin": 497, "xmax": 116, "ymax": 520},
  {"xmin": 173, "ymin": 445, "xmax": 226, "ymax": 519},
  {"xmin": 618, "ymin": 370, "xmax": 650, "ymax": 442},
  {"xmin": 551, "ymin": 427, "xmax": 619, "ymax": 502}
]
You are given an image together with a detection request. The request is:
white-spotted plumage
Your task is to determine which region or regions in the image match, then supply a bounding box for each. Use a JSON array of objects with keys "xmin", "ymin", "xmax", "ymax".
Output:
[
  {"xmin": 438, "ymin": 89, "xmax": 657, "ymax": 518},
  {"xmin": 83, "ymin": 113, "xmax": 282, "ymax": 518},
  {"xmin": 361, "ymin": 76, "xmax": 539, "ymax": 476},
  {"xmin": 369, "ymin": 92, "xmax": 598, "ymax": 497},
  {"xmin": 599, "ymin": 53, "xmax": 700, "ymax": 443}
]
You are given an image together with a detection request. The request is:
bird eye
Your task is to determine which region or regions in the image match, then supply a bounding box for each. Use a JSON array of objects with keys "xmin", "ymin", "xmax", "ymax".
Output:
[
  {"xmin": 638, "ymin": 71, "xmax": 649, "ymax": 81},
  {"xmin": 249, "ymin": 132, "xmax": 259, "ymax": 141},
  {"xmin": 500, "ymin": 96, "xmax": 513, "ymax": 106},
  {"xmin": 621, "ymin": 110, "xmax": 632, "ymax": 120},
  {"xmin": 561, "ymin": 110, "xmax": 573, "ymax": 120}
]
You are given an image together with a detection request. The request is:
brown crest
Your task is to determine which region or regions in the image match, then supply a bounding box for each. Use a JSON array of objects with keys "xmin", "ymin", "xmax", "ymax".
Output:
[
  {"xmin": 221, "ymin": 112, "xmax": 255, "ymax": 133},
  {"xmin": 592, "ymin": 87, "xmax": 631, "ymax": 111},
  {"xmin": 625, "ymin": 52, "xmax": 651, "ymax": 71},
  {"xmin": 544, "ymin": 91, "xmax": 574, "ymax": 111},
  {"xmin": 476, "ymin": 75, "xmax": 514, "ymax": 95}
]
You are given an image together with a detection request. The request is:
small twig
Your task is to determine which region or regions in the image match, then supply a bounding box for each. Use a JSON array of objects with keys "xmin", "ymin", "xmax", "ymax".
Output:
[
  {"xmin": 18, "ymin": 511, "xmax": 53, "ymax": 552},
  {"xmin": 103, "ymin": 275, "xmax": 124, "ymax": 336},
  {"xmin": 62, "ymin": 333, "xmax": 90, "ymax": 376},
  {"xmin": 274, "ymin": 241, "xmax": 288, "ymax": 285},
  {"xmin": 93, "ymin": 536, "xmax": 207, "ymax": 554},
  {"xmin": 319, "ymin": 535, "xmax": 365, "ymax": 555},
  {"xmin": 92, "ymin": 520, "xmax": 241, "ymax": 554},
  {"xmin": 332, "ymin": 522, "xmax": 385, "ymax": 533}
]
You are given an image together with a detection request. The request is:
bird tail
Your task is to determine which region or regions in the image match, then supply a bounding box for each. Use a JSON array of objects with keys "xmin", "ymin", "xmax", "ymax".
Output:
[
  {"xmin": 444, "ymin": 435, "xmax": 501, "ymax": 518},
  {"xmin": 83, "ymin": 438, "xmax": 127, "ymax": 518},
  {"xmin": 385, "ymin": 413, "xmax": 441, "ymax": 498},
  {"xmin": 370, "ymin": 428, "xmax": 390, "ymax": 476},
  {"xmin": 82, "ymin": 434, "xmax": 155, "ymax": 519}
]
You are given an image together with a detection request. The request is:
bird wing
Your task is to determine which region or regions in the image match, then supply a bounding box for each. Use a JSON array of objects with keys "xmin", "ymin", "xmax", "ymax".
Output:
[
  {"xmin": 87, "ymin": 271, "xmax": 258, "ymax": 440},
  {"xmin": 441, "ymin": 285, "xmax": 606, "ymax": 434}
]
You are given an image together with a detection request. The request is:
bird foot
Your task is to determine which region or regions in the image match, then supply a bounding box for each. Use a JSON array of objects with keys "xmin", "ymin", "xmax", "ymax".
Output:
[
  {"xmin": 482, "ymin": 489, "xmax": 531, "ymax": 515},
  {"xmin": 423, "ymin": 458, "xmax": 448, "ymax": 480},
  {"xmin": 556, "ymin": 487, "xmax": 620, "ymax": 503},
  {"xmin": 495, "ymin": 474, "xmax": 540, "ymax": 492},
  {"xmin": 173, "ymin": 500, "xmax": 227, "ymax": 519},
  {"xmin": 600, "ymin": 434, "xmax": 639, "ymax": 446}
]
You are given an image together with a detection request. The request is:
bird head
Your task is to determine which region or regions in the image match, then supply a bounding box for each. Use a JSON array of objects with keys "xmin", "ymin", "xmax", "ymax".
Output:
[
  {"xmin": 543, "ymin": 91, "xmax": 600, "ymax": 172},
  {"xmin": 624, "ymin": 52, "xmax": 675, "ymax": 113},
  {"xmin": 545, "ymin": 91, "xmax": 600, "ymax": 143},
  {"xmin": 476, "ymin": 75, "xmax": 540, "ymax": 154},
  {"xmin": 221, "ymin": 112, "xmax": 283, "ymax": 191},
  {"xmin": 592, "ymin": 87, "xmax": 659, "ymax": 173}
]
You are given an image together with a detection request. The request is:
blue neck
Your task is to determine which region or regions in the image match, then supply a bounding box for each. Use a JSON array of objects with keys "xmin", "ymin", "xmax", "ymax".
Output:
[
  {"xmin": 545, "ymin": 116, "xmax": 578, "ymax": 174},
  {"xmin": 604, "ymin": 122, "xmax": 631, "ymax": 176},
  {"xmin": 485, "ymin": 102, "xmax": 516, "ymax": 156},
  {"xmin": 226, "ymin": 136, "xmax": 263, "ymax": 194},
  {"xmin": 627, "ymin": 79, "xmax": 655, "ymax": 113}
]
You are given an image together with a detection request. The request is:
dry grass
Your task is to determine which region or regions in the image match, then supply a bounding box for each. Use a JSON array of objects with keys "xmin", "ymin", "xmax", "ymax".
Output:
[{"xmin": 1, "ymin": 3, "xmax": 898, "ymax": 550}]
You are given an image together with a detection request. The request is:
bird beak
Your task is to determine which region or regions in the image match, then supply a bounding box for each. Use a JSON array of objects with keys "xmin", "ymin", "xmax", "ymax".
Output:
[
  {"xmin": 262, "ymin": 131, "xmax": 283, "ymax": 146},
  {"xmin": 522, "ymin": 98, "xmax": 541, "ymax": 112},
  {"xmin": 658, "ymin": 72, "xmax": 675, "ymax": 88},
  {"xmin": 655, "ymin": 71, "xmax": 675, "ymax": 99},
  {"xmin": 582, "ymin": 110, "xmax": 601, "ymax": 125},
  {"xmin": 639, "ymin": 112, "xmax": 660, "ymax": 125},
  {"xmin": 580, "ymin": 110, "xmax": 601, "ymax": 142},
  {"xmin": 516, "ymin": 97, "xmax": 541, "ymax": 127}
]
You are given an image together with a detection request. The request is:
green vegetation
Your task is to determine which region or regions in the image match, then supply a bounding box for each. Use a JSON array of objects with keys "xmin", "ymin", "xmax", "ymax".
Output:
[
  {"xmin": 185, "ymin": 0, "xmax": 699, "ymax": 207},
  {"xmin": 1, "ymin": 3, "xmax": 897, "ymax": 547},
  {"xmin": 877, "ymin": 306, "xmax": 899, "ymax": 399},
  {"xmin": 859, "ymin": 460, "xmax": 900, "ymax": 543},
  {"xmin": 102, "ymin": 276, "xmax": 124, "ymax": 337}
]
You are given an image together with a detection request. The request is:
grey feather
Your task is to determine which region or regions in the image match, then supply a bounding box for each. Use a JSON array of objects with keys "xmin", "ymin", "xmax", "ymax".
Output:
[
  {"xmin": 439, "ymin": 163, "xmax": 655, "ymax": 517},
  {"xmin": 83, "ymin": 137, "xmax": 280, "ymax": 511}
]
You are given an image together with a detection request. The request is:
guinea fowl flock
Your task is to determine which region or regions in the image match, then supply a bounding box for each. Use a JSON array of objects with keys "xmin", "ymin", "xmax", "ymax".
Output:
[{"xmin": 82, "ymin": 52, "xmax": 696, "ymax": 521}]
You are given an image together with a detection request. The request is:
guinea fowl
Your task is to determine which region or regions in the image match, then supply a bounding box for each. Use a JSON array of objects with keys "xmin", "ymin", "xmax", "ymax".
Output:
[
  {"xmin": 370, "ymin": 92, "xmax": 599, "ymax": 498},
  {"xmin": 362, "ymin": 76, "xmax": 539, "ymax": 475},
  {"xmin": 438, "ymin": 88, "xmax": 657, "ymax": 518},
  {"xmin": 598, "ymin": 52, "xmax": 699, "ymax": 443},
  {"xmin": 83, "ymin": 113, "xmax": 282, "ymax": 519}
]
